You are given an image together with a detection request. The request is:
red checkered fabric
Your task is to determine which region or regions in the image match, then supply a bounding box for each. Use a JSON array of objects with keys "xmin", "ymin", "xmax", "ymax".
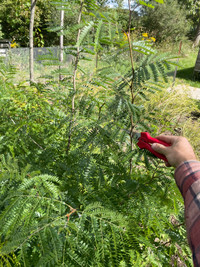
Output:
[{"xmin": 175, "ymin": 161, "xmax": 200, "ymax": 267}]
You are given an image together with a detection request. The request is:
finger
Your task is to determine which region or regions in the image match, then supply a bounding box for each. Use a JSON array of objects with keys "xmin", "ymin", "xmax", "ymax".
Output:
[
  {"xmin": 155, "ymin": 135, "xmax": 177, "ymax": 144},
  {"xmin": 151, "ymin": 143, "xmax": 168, "ymax": 155}
]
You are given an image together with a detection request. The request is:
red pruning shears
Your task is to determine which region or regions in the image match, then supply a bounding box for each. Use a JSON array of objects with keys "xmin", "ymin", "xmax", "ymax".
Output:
[{"xmin": 134, "ymin": 132, "xmax": 170, "ymax": 162}]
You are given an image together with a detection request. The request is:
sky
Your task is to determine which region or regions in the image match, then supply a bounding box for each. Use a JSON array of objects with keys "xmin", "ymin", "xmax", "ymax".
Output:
[{"xmin": 108, "ymin": 0, "xmax": 129, "ymax": 8}]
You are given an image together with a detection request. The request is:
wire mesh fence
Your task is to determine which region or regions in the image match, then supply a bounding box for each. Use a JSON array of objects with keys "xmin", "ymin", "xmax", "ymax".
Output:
[{"xmin": 6, "ymin": 47, "xmax": 74, "ymax": 83}]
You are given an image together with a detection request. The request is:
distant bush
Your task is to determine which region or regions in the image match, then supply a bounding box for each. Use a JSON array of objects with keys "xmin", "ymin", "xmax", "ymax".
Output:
[{"xmin": 141, "ymin": 0, "xmax": 190, "ymax": 43}]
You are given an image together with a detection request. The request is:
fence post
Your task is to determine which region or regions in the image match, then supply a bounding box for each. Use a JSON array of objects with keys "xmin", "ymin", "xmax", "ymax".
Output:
[{"xmin": 0, "ymin": 39, "xmax": 11, "ymax": 59}]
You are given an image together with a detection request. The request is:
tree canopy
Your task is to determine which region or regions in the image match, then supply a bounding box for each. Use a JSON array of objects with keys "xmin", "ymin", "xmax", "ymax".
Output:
[
  {"xmin": 140, "ymin": 0, "xmax": 190, "ymax": 43},
  {"xmin": 0, "ymin": 0, "xmax": 198, "ymax": 46},
  {"xmin": 0, "ymin": 0, "xmax": 56, "ymax": 46}
]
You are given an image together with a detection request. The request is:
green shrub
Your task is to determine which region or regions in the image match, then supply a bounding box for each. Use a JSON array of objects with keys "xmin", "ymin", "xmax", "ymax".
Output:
[
  {"xmin": 141, "ymin": 0, "xmax": 190, "ymax": 43},
  {"xmin": 0, "ymin": 51, "xmax": 193, "ymax": 266}
]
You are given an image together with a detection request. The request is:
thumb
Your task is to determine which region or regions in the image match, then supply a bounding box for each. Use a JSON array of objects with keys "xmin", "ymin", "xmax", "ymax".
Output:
[{"xmin": 151, "ymin": 143, "xmax": 167, "ymax": 155}]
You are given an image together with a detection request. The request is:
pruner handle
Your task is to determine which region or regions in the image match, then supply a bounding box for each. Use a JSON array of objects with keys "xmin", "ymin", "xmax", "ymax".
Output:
[{"xmin": 137, "ymin": 132, "xmax": 170, "ymax": 162}]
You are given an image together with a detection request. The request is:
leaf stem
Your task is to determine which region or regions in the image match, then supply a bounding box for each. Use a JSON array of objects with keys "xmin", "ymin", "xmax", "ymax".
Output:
[
  {"xmin": 67, "ymin": 0, "xmax": 84, "ymax": 153},
  {"xmin": 127, "ymin": 0, "xmax": 135, "ymax": 173}
]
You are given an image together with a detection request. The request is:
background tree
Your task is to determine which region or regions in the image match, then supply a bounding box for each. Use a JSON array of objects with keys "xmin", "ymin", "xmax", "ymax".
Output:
[
  {"xmin": 0, "ymin": 0, "xmax": 57, "ymax": 46},
  {"xmin": 178, "ymin": 0, "xmax": 200, "ymax": 47},
  {"xmin": 113, "ymin": 0, "xmax": 124, "ymax": 8},
  {"xmin": 140, "ymin": 0, "xmax": 190, "ymax": 43},
  {"xmin": 59, "ymin": 7, "xmax": 64, "ymax": 81},
  {"xmin": 29, "ymin": 0, "xmax": 37, "ymax": 83},
  {"xmin": 96, "ymin": 0, "xmax": 109, "ymax": 6}
]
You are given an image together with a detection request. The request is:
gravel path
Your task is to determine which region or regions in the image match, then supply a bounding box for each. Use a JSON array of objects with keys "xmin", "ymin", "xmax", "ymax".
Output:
[
  {"xmin": 189, "ymin": 87, "xmax": 200, "ymax": 100},
  {"xmin": 172, "ymin": 84, "xmax": 200, "ymax": 100}
]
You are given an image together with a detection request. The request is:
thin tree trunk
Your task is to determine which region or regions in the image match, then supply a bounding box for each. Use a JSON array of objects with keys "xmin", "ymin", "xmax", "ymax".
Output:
[
  {"xmin": 127, "ymin": 0, "xmax": 135, "ymax": 174},
  {"xmin": 193, "ymin": 18, "xmax": 200, "ymax": 48},
  {"xmin": 59, "ymin": 8, "xmax": 64, "ymax": 81},
  {"xmin": 66, "ymin": 0, "xmax": 84, "ymax": 153},
  {"xmin": 172, "ymin": 41, "xmax": 182, "ymax": 88},
  {"xmin": 29, "ymin": 0, "xmax": 37, "ymax": 84},
  {"xmin": 72, "ymin": 0, "xmax": 84, "ymax": 112},
  {"xmin": 96, "ymin": 53, "xmax": 98, "ymax": 69}
]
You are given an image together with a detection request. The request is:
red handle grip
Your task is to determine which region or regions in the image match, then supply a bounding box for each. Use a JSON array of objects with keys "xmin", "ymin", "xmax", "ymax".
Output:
[
  {"xmin": 137, "ymin": 132, "xmax": 170, "ymax": 162},
  {"xmin": 140, "ymin": 132, "xmax": 170, "ymax": 146}
]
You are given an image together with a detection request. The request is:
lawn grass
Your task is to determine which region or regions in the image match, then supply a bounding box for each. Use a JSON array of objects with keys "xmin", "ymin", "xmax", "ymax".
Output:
[{"xmin": 172, "ymin": 45, "xmax": 200, "ymax": 88}]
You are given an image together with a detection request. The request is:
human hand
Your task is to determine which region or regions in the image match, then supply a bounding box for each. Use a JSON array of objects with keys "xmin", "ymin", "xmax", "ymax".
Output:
[{"xmin": 151, "ymin": 135, "xmax": 197, "ymax": 168}]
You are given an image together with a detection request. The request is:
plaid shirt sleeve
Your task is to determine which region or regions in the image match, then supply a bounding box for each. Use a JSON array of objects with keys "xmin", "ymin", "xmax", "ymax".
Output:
[{"xmin": 175, "ymin": 161, "xmax": 200, "ymax": 267}]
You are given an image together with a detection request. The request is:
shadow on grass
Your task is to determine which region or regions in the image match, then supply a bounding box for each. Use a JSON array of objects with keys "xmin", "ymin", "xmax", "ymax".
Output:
[
  {"xmin": 168, "ymin": 67, "xmax": 200, "ymax": 87},
  {"xmin": 176, "ymin": 67, "xmax": 195, "ymax": 81}
]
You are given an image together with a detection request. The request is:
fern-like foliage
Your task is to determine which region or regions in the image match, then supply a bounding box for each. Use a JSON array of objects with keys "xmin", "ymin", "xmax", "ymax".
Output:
[
  {"xmin": 0, "ymin": 153, "xmax": 191, "ymax": 266},
  {"xmin": 0, "ymin": 157, "xmax": 136, "ymax": 266},
  {"xmin": 94, "ymin": 20, "xmax": 103, "ymax": 53},
  {"xmin": 76, "ymin": 21, "xmax": 94, "ymax": 47}
]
